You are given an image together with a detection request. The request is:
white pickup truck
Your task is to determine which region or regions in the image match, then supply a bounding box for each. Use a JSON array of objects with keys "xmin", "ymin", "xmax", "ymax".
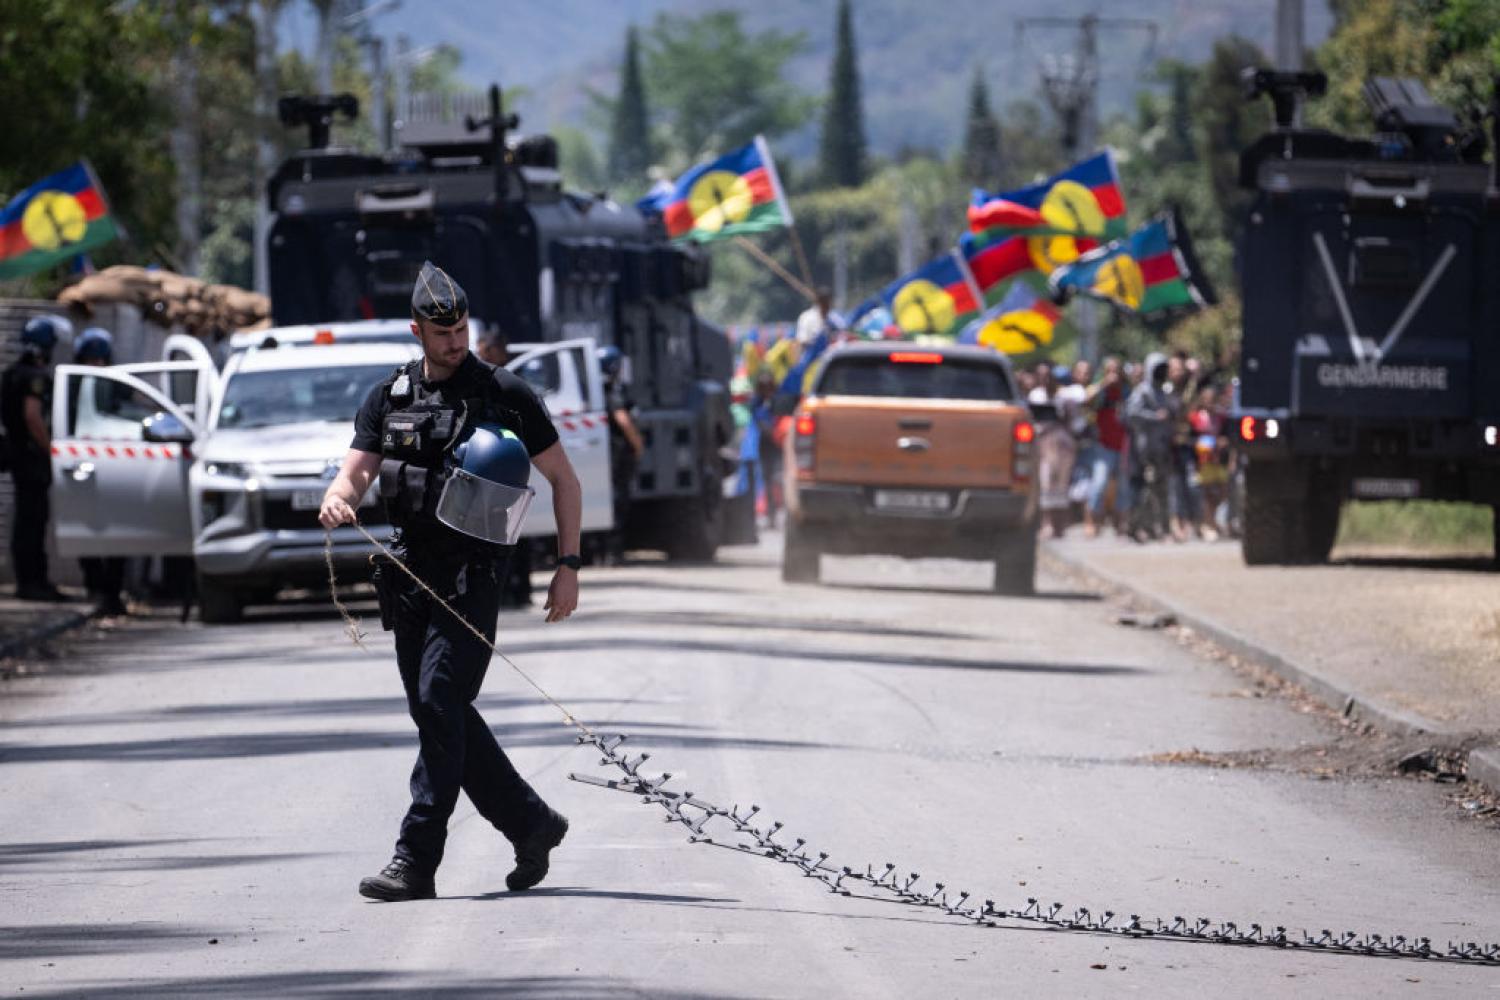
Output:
[{"xmin": 50, "ymin": 321, "xmax": 615, "ymax": 622}]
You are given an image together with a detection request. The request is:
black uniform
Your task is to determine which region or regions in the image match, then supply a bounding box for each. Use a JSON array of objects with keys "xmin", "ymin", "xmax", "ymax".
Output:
[
  {"xmin": 352, "ymin": 352, "xmax": 560, "ymax": 875},
  {"xmin": 605, "ymin": 377, "xmax": 637, "ymax": 554},
  {"xmin": 1, "ymin": 357, "xmax": 55, "ymax": 593}
]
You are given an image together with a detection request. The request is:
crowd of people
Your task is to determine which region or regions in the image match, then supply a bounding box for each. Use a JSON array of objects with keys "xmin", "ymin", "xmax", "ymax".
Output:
[{"xmin": 1021, "ymin": 349, "xmax": 1239, "ymax": 544}]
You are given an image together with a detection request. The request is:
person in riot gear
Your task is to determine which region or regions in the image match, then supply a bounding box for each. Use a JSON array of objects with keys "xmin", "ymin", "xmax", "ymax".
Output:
[
  {"xmin": 599, "ymin": 345, "xmax": 643, "ymax": 561},
  {"xmin": 318, "ymin": 261, "xmax": 583, "ymax": 902},
  {"xmin": 3, "ymin": 315, "xmax": 70, "ymax": 601},
  {"xmin": 72, "ymin": 327, "xmax": 129, "ymax": 616}
]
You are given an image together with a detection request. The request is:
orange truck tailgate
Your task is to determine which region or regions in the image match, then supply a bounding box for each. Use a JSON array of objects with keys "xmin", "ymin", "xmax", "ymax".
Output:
[{"xmin": 805, "ymin": 396, "xmax": 1024, "ymax": 489}]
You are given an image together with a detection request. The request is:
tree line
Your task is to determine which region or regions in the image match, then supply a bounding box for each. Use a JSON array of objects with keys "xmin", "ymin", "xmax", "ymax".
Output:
[{"xmin": 2, "ymin": 0, "xmax": 1497, "ymax": 365}]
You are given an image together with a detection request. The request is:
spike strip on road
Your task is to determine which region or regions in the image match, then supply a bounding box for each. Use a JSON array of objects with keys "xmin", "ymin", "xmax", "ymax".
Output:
[
  {"xmin": 324, "ymin": 527, "xmax": 1500, "ymax": 968},
  {"xmin": 566, "ymin": 733, "xmax": 1500, "ymax": 967}
]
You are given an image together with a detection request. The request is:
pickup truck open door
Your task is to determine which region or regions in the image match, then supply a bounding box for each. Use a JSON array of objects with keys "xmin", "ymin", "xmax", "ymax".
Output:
[
  {"xmin": 49, "ymin": 363, "xmax": 201, "ymax": 558},
  {"xmin": 160, "ymin": 333, "xmax": 220, "ymax": 422},
  {"xmin": 506, "ymin": 339, "xmax": 613, "ymax": 537}
]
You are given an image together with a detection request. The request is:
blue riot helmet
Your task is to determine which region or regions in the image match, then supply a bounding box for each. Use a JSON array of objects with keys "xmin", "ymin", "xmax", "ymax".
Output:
[
  {"xmin": 597, "ymin": 344, "xmax": 623, "ymax": 382},
  {"xmin": 21, "ymin": 315, "xmax": 71, "ymax": 361},
  {"xmin": 74, "ymin": 327, "xmax": 114, "ymax": 364},
  {"xmin": 433, "ymin": 422, "xmax": 536, "ymax": 545}
]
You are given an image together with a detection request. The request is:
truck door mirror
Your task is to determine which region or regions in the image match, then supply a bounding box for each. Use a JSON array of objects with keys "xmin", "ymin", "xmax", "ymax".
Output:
[{"xmin": 142, "ymin": 411, "xmax": 194, "ymax": 443}]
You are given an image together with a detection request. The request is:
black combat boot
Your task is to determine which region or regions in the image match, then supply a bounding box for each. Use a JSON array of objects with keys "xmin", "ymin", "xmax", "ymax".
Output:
[
  {"xmin": 359, "ymin": 856, "xmax": 436, "ymax": 901},
  {"xmin": 506, "ymin": 809, "xmax": 568, "ymax": 891}
]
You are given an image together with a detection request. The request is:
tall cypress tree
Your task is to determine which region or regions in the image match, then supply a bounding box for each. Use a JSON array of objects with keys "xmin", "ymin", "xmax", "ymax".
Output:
[
  {"xmin": 960, "ymin": 69, "xmax": 1003, "ymax": 187},
  {"xmin": 818, "ymin": 0, "xmax": 867, "ymax": 188},
  {"xmin": 607, "ymin": 26, "xmax": 653, "ymax": 184}
]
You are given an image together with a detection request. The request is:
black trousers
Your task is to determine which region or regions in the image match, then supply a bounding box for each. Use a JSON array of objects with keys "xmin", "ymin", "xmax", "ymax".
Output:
[
  {"xmin": 390, "ymin": 552, "xmax": 548, "ymax": 873},
  {"xmin": 80, "ymin": 556, "xmax": 126, "ymax": 599},
  {"xmin": 10, "ymin": 473, "xmax": 51, "ymax": 589}
]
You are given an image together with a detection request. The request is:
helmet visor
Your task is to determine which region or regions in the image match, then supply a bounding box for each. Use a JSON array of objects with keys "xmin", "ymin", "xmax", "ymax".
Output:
[{"xmin": 433, "ymin": 468, "xmax": 535, "ymax": 545}]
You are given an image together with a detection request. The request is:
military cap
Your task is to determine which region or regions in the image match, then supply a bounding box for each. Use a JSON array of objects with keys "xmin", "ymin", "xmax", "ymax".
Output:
[{"xmin": 411, "ymin": 260, "xmax": 468, "ymax": 325}]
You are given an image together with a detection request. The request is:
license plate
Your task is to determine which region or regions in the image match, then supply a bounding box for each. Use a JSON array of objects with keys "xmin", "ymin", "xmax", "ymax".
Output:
[
  {"xmin": 1352, "ymin": 477, "xmax": 1420, "ymax": 500},
  {"xmin": 290, "ymin": 489, "xmax": 375, "ymax": 510},
  {"xmin": 873, "ymin": 489, "xmax": 951, "ymax": 512}
]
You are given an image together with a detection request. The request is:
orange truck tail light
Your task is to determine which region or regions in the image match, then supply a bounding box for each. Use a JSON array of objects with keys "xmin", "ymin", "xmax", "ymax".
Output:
[
  {"xmin": 1011, "ymin": 418, "xmax": 1035, "ymax": 483},
  {"xmin": 1239, "ymin": 415, "xmax": 1258, "ymax": 441},
  {"xmin": 793, "ymin": 411, "xmax": 816, "ymax": 475}
]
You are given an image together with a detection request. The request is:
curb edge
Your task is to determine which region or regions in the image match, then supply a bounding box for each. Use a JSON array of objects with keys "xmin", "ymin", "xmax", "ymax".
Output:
[{"xmin": 1040, "ymin": 541, "xmax": 1500, "ymax": 800}]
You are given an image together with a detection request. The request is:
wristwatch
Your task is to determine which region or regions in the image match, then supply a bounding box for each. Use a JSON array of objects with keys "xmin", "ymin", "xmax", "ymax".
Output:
[{"xmin": 556, "ymin": 554, "xmax": 582, "ymax": 571}]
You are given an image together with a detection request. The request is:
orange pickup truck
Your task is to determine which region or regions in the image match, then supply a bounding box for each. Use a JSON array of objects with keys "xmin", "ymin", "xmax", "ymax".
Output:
[{"xmin": 782, "ymin": 342, "xmax": 1037, "ymax": 593}]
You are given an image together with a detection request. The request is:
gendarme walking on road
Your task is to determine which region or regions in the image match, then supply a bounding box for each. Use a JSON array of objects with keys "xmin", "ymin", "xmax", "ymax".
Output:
[{"xmin": 318, "ymin": 261, "xmax": 584, "ymax": 902}]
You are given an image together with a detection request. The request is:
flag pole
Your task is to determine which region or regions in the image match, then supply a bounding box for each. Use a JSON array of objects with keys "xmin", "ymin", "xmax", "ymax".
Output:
[
  {"xmin": 787, "ymin": 225, "xmax": 816, "ymax": 293},
  {"xmin": 755, "ymin": 134, "xmax": 816, "ymax": 292},
  {"xmin": 734, "ymin": 236, "xmax": 815, "ymax": 302}
]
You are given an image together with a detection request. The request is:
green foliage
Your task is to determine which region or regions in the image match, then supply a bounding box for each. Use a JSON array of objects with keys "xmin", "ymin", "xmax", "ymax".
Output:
[
  {"xmin": 606, "ymin": 27, "xmax": 652, "ymax": 184},
  {"xmin": 994, "ymin": 100, "xmax": 1063, "ymax": 188},
  {"xmin": 817, "ymin": 0, "xmax": 867, "ymax": 188},
  {"xmin": 554, "ymin": 126, "xmax": 607, "ymax": 193},
  {"xmin": 0, "ymin": 0, "xmax": 176, "ymax": 290},
  {"xmin": 1337, "ymin": 500, "xmax": 1495, "ymax": 554},
  {"xmin": 641, "ymin": 11, "xmax": 815, "ymax": 167},
  {"xmin": 959, "ymin": 70, "xmax": 1002, "ymax": 188}
]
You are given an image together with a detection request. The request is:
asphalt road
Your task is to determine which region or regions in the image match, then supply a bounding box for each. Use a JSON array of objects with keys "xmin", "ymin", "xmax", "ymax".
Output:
[{"xmin": 3, "ymin": 534, "xmax": 1499, "ymax": 998}]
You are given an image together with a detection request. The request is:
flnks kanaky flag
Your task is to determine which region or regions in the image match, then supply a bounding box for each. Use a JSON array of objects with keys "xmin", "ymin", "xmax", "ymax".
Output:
[
  {"xmin": 968, "ymin": 152, "xmax": 1127, "ymax": 246},
  {"xmin": 849, "ymin": 250, "xmax": 984, "ymax": 339},
  {"xmin": 1049, "ymin": 211, "xmax": 1216, "ymax": 316},
  {"xmin": 0, "ymin": 162, "xmax": 120, "ymax": 280},
  {"xmin": 637, "ymin": 137, "xmax": 793, "ymax": 243},
  {"xmin": 958, "ymin": 282, "xmax": 1061, "ymax": 356}
]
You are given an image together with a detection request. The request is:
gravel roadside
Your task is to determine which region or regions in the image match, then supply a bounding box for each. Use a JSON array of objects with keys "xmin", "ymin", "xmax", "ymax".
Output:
[{"xmin": 1046, "ymin": 536, "xmax": 1500, "ymax": 734}]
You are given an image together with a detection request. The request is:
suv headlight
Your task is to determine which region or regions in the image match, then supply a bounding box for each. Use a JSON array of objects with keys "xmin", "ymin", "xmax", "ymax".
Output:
[{"xmin": 204, "ymin": 461, "xmax": 252, "ymax": 479}]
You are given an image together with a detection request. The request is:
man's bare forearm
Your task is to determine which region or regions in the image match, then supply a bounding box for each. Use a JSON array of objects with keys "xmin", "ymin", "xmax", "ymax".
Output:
[{"xmin": 552, "ymin": 467, "xmax": 583, "ymax": 557}]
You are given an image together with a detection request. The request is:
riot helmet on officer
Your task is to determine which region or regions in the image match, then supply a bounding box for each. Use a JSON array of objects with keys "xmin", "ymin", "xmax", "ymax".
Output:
[
  {"xmin": 73, "ymin": 327, "xmax": 114, "ymax": 366},
  {"xmin": 21, "ymin": 314, "xmax": 71, "ymax": 364}
]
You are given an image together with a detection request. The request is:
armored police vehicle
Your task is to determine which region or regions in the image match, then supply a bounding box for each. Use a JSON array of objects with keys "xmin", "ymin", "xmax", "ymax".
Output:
[
  {"xmin": 267, "ymin": 87, "xmax": 734, "ymax": 562},
  {"xmin": 1233, "ymin": 70, "xmax": 1500, "ymax": 565}
]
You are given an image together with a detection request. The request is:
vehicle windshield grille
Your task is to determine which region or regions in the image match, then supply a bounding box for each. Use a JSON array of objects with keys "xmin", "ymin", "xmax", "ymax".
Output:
[
  {"xmin": 817, "ymin": 357, "xmax": 1013, "ymax": 401},
  {"xmin": 217, "ymin": 365, "xmax": 395, "ymax": 430}
]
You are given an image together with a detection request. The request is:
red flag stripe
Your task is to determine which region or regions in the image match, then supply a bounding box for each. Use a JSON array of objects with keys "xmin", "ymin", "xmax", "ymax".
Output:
[
  {"xmin": 1139, "ymin": 250, "xmax": 1180, "ymax": 286},
  {"xmin": 1092, "ymin": 182, "xmax": 1125, "ymax": 219},
  {"xmin": 968, "ymin": 238, "xmax": 1033, "ymax": 289}
]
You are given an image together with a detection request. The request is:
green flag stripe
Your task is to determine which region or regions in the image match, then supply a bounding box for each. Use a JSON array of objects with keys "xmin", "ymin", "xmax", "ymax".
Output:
[
  {"xmin": 678, "ymin": 200, "xmax": 788, "ymax": 244},
  {"xmin": 1139, "ymin": 278, "xmax": 1195, "ymax": 313},
  {"xmin": 0, "ymin": 217, "xmax": 119, "ymax": 280}
]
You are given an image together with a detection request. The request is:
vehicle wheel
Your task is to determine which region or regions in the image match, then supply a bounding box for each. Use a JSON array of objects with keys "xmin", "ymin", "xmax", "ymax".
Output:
[
  {"xmin": 198, "ymin": 576, "xmax": 244, "ymax": 624},
  {"xmin": 992, "ymin": 529, "xmax": 1036, "ymax": 596},
  {"xmin": 1241, "ymin": 462, "xmax": 1295, "ymax": 565},
  {"xmin": 781, "ymin": 520, "xmax": 820, "ymax": 583},
  {"xmin": 665, "ymin": 477, "xmax": 724, "ymax": 563},
  {"xmin": 1302, "ymin": 486, "xmax": 1341, "ymax": 565}
]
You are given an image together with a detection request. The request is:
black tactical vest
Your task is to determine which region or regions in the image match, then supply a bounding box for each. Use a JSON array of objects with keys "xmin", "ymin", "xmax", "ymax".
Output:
[{"xmin": 376, "ymin": 357, "xmax": 523, "ymax": 553}]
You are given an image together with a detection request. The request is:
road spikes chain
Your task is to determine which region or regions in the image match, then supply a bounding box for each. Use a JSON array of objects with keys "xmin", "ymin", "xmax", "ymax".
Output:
[{"xmin": 326, "ymin": 526, "xmax": 1500, "ymax": 968}]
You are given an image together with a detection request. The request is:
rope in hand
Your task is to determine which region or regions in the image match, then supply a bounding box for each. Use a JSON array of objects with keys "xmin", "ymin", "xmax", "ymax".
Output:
[{"xmin": 321, "ymin": 524, "xmax": 1500, "ymax": 967}]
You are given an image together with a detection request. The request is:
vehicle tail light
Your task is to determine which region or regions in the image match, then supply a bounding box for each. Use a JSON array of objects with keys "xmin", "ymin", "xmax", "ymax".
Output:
[
  {"xmin": 889, "ymin": 351, "xmax": 943, "ymax": 364},
  {"xmin": 1238, "ymin": 415, "xmax": 1258, "ymax": 442},
  {"xmin": 1011, "ymin": 419, "xmax": 1035, "ymax": 483},
  {"xmin": 793, "ymin": 411, "xmax": 816, "ymax": 476},
  {"xmin": 313, "ymin": 329, "xmax": 336, "ymax": 345}
]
